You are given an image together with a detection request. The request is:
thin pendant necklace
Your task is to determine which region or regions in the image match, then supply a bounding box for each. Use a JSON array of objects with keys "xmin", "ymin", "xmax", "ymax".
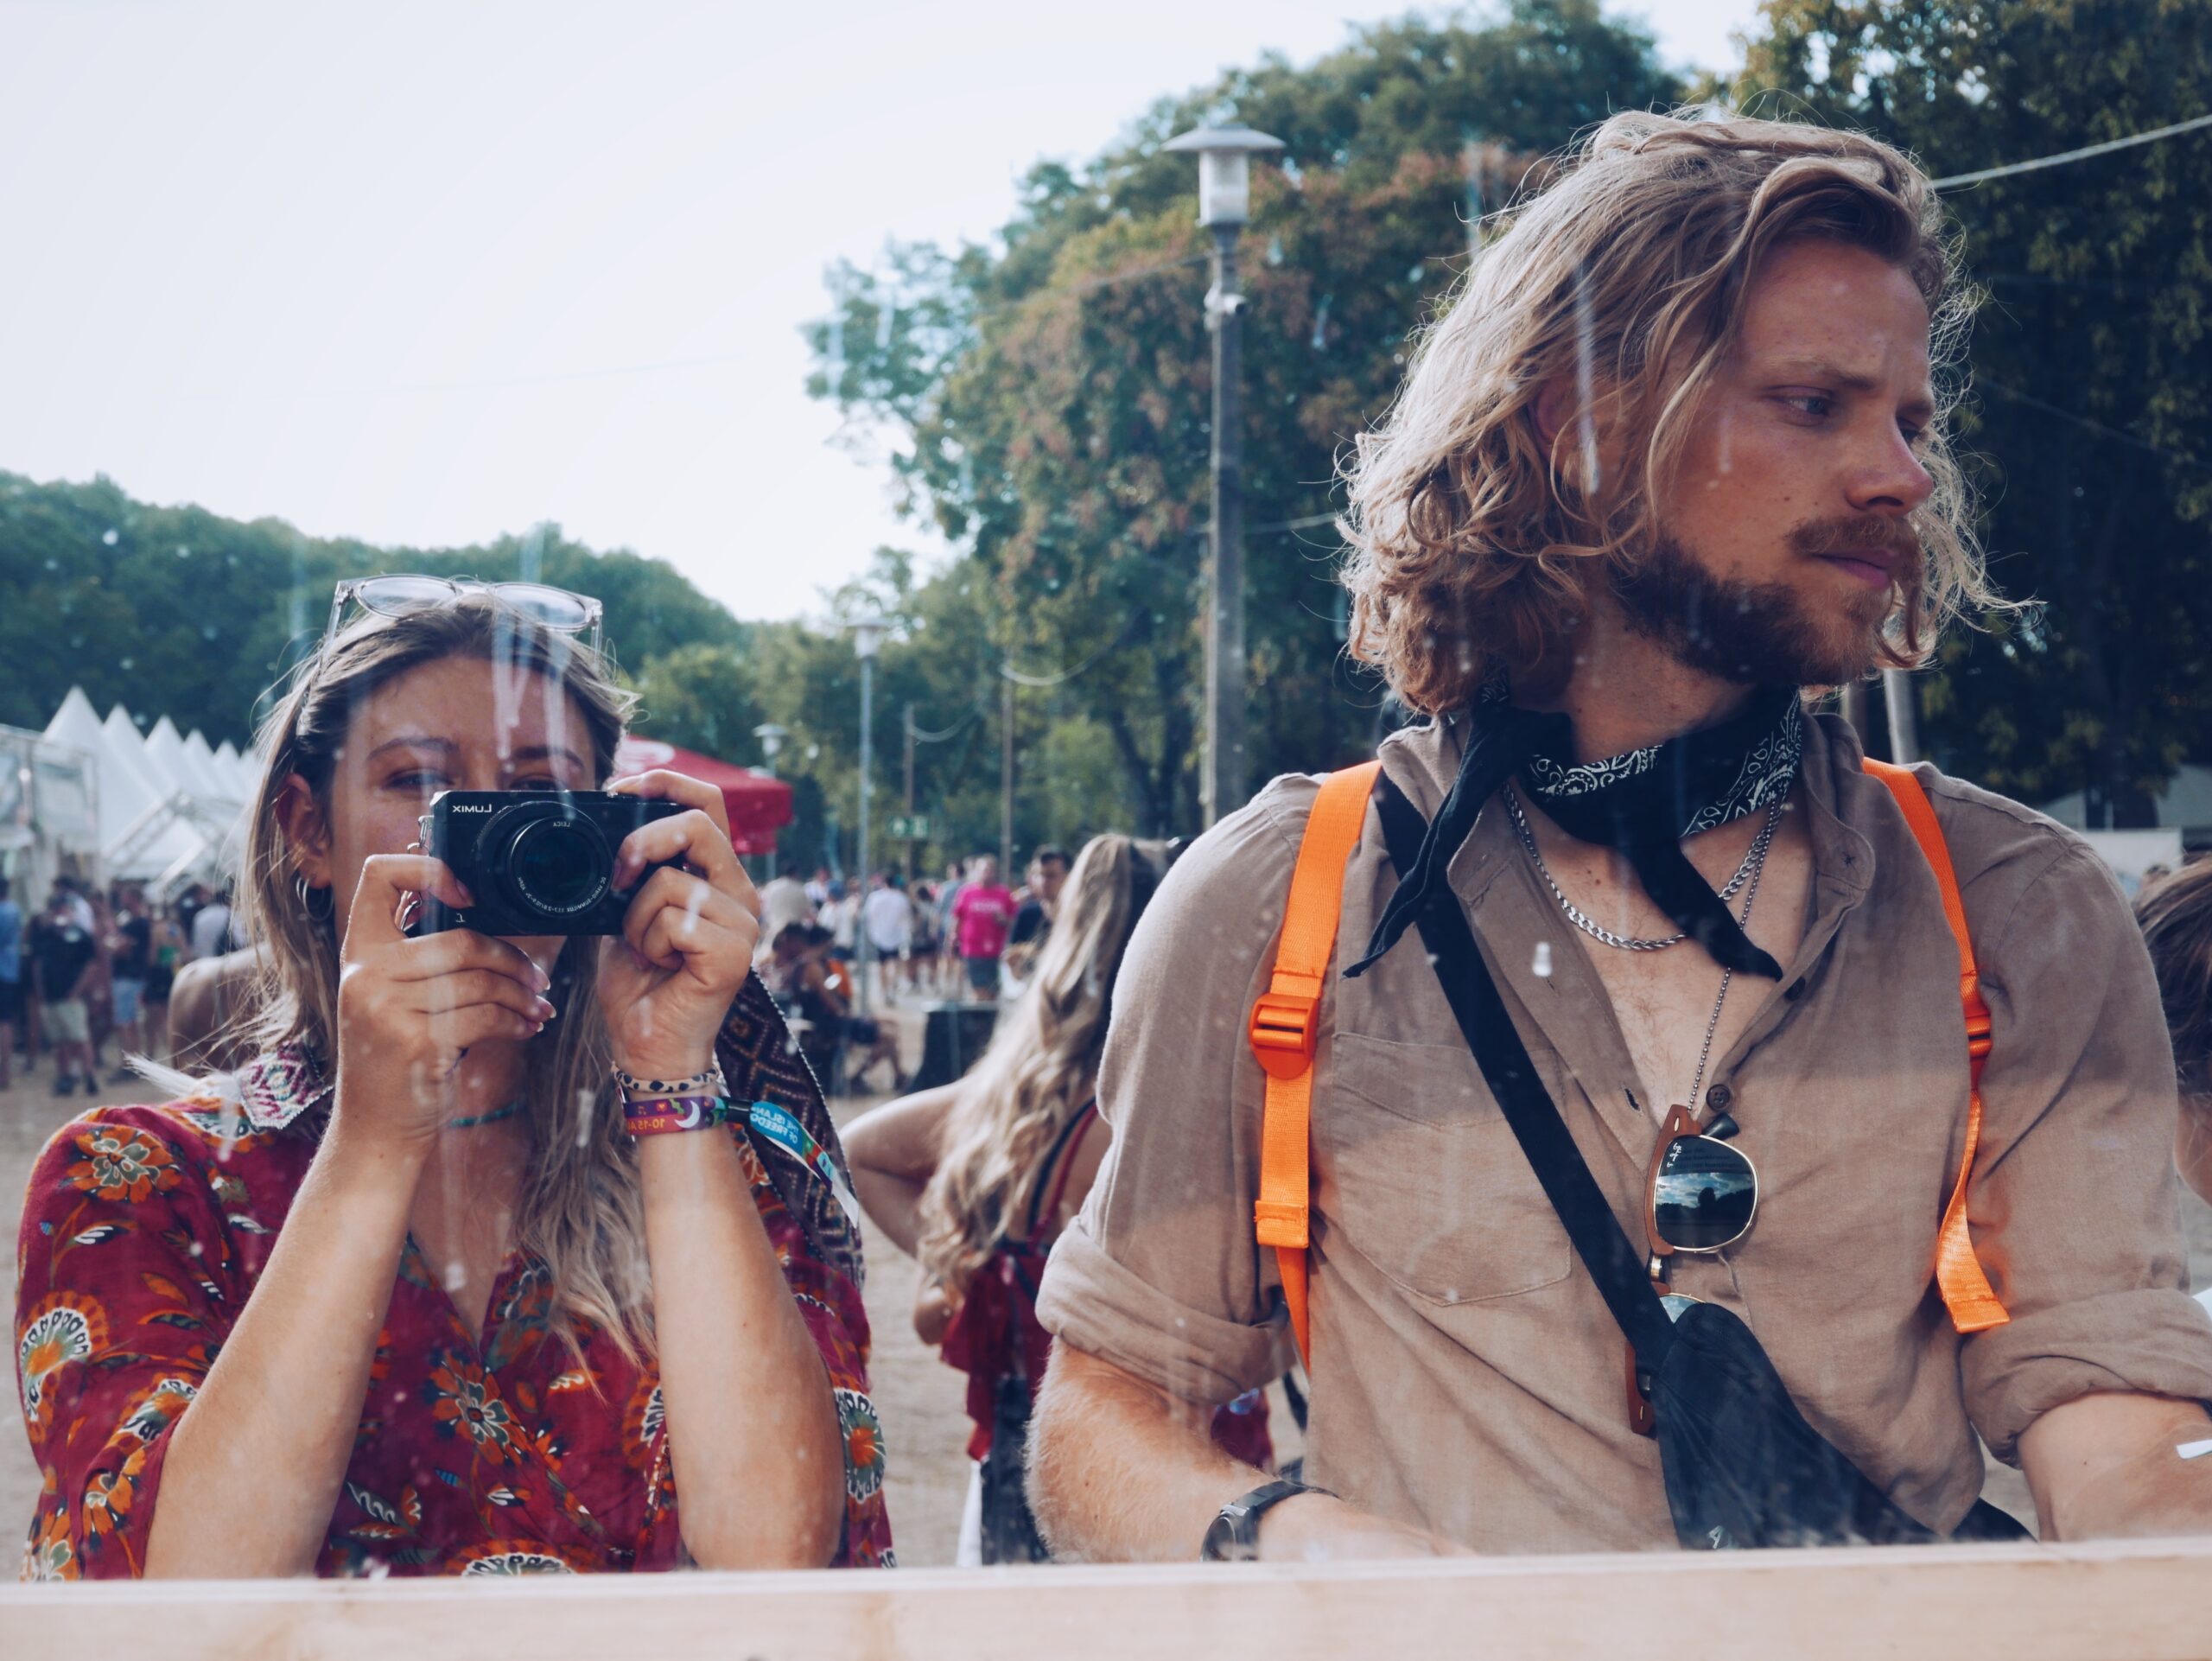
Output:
[
  {"xmin": 1504, "ymin": 785, "xmax": 1781, "ymax": 954},
  {"xmin": 445, "ymin": 1099, "xmax": 523, "ymax": 1131},
  {"xmin": 1682, "ymin": 839, "xmax": 1771, "ymax": 1115}
]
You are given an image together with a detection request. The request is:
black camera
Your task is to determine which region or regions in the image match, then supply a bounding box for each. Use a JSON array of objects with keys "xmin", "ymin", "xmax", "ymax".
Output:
[{"xmin": 416, "ymin": 790, "xmax": 685, "ymax": 937}]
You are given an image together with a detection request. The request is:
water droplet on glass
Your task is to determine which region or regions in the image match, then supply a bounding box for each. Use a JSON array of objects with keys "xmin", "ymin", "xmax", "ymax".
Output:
[{"xmin": 102, "ymin": 528, "xmax": 119, "ymax": 546}]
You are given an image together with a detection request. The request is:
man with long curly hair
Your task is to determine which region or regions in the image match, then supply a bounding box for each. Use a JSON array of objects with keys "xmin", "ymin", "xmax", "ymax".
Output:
[{"xmin": 1027, "ymin": 107, "xmax": 2212, "ymax": 1559}]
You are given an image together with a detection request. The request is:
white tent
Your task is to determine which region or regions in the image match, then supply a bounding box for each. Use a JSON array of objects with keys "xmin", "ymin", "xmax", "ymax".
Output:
[
  {"xmin": 180, "ymin": 728, "xmax": 240, "ymax": 809},
  {"xmin": 140, "ymin": 716, "xmax": 195, "ymax": 796},
  {"xmin": 101, "ymin": 704, "xmax": 165, "ymax": 805},
  {"xmin": 213, "ymin": 739, "xmax": 249, "ymax": 799},
  {"xmin": 41, "ymin": 690, "xmax": 235, "ymax": 886}
]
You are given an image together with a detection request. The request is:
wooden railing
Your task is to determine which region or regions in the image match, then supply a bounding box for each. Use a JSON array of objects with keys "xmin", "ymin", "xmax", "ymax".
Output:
[{"xmin": 5, "ymin": 1537, "xmax": 2212, "ymax": 1660}]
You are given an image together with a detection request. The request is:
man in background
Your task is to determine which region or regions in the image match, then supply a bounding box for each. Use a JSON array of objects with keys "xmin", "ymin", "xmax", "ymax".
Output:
[
  {"xmin": 952, "ymin": 855, "xmax": 1014, "ymax": 1002},
  {"xmin": 0, "ymin": 875, "xmax": 22, "ymax": 1090},
  {"xmin": 30, "ymin": 887, "xmax": 99, "ymax": 1096},
  {"xmin": 862, "ymin": 871, "xmax": 916, "ymax": 998},
  {"xmin": 188, "ymin": 885, "xmax": 237, "ymax": 961},
  {"xmin": 105, "ymin": 881, "xmax": 152, "ymax": 1082},
  {"xmin": 1007, "ymin": 846, "xmax": 1070, "ymax": 956}
]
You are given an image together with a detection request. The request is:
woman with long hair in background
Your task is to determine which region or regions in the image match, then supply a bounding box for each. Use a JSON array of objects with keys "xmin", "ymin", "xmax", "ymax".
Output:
[
  {"xmin": 845, "ymin": 833, "xmax": 1270, "ymax": 1563},
  {"xmin": 15, "ymin": 587, "xmax": 890, "ymax": 1578}
]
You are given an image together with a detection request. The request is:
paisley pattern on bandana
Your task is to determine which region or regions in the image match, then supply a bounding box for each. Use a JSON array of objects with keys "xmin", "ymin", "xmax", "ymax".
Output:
[{"xmin": 1520, "ymin": 690, "xmax": 1805, "ymax": 838}]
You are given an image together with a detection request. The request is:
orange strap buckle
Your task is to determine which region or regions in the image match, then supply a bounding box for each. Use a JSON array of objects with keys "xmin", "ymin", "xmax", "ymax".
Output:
[{"xmin": 1249, "ymin": 990, "xmax": 1319, "ymax": 1080}]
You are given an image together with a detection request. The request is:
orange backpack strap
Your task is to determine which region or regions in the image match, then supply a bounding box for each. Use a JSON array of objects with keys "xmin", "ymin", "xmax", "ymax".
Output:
[
  {"xmin": 1861, "ymin": 758, "xmax": 2011, "ymax": 1334},
  {"xmin": 1249, "ymin": 760, "xmax": 1382, "ymax": 1369}
]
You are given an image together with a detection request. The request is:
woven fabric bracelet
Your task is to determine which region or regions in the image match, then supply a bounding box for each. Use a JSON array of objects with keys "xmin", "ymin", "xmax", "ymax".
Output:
[
  {"xmin": 624, "ymin": 1095, "xmax": 746, "ymax": 1138},
  {"xmin": 614, "ymin": 1064, "xmax": 728, "ymax": 1100}
]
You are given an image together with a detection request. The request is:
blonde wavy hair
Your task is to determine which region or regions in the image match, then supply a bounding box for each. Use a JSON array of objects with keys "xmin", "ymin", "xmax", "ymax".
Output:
[
  {"xmin": 1341, "ymin": 106, "xmax": 2002, "ymax": 714},
  {"xmin": 916, "ymin": 835, "xmax": 1170, "ymax": 1298},
  {"xmin": 178, "ymin": 598, "xmax": 653, "ymax": 1361}
]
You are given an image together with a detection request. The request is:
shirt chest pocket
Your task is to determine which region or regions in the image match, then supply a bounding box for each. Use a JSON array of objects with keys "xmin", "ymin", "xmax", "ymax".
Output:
[{"xmin": 1312, "ymin": 1031, "xmax": 1576, "ymax": 1306}]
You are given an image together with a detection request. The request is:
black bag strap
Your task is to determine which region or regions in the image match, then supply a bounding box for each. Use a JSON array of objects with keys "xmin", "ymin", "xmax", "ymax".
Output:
[{"xmin": 1370, "ymin": 773, "xmax": 1677, "ymax": 1369}]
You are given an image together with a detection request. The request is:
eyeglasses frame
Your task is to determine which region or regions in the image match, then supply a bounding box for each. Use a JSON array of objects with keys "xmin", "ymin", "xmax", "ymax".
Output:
[{"xmin": 319, "ymin": 576, "xmax": 606, "ymax": 674}]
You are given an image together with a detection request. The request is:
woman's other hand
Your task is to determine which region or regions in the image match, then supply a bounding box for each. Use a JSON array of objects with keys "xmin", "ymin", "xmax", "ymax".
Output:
[
  {"xmin": 598, "ymin": 770, "xmax": 760, "ymax": 1079},
  {"xmin": 332, "ymin": 853, "xmax": 555, "ymax": 1157}
]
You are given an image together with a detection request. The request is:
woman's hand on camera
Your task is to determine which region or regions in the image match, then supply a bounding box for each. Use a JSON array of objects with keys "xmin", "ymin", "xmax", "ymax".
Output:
[
  {"xmin": 332, "ymin": 853, "xmax": 555, "ymax": 1158},
  {"xmin": 599, "ymin": 770, "xmax": 761, "ymax": 1079}
]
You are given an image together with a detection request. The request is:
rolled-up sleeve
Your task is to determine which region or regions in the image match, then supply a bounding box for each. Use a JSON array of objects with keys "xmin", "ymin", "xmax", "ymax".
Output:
[
  {"xmin": 1034, "ymin": 779, "xmax": 1316, "ymax": 1406},
  {"xmin": 1961, "ymin": 840, "xmax": 2212, "ymax": 1460}
]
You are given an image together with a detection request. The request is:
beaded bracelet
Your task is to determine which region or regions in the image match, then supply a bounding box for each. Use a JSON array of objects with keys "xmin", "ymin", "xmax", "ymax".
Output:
[
  {"xmin": 623, "ymin": 1095, "xmax": 748, "ymax": 1138},
  {"xmin": 614, "ymin": 1063, "xmax": 728, "ymax": 1101}
]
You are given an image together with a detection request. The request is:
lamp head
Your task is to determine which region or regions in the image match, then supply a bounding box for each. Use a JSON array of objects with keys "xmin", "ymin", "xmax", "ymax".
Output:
[{"xmin": 1163, "ymin": 125, "xmax": 1285, "ymax": 227}]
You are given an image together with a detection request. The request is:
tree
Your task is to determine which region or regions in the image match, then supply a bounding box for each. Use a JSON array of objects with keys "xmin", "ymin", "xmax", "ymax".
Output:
[
  {"xmin": 0, "ymin": 473, "xmax": 747, "ymax": 748},
  {"xmin": 1736, "ymin": 0, "xmax": 2212, "ymax": 824},
  {"xmin": 807, "ymin": 3, "xmax": 1683, "ymax": 834}
]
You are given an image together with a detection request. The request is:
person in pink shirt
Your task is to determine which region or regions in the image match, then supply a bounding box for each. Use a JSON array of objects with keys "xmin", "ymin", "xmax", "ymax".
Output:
[{"xmin": 951, "ymin": 857, "xmax": 1015, "ymax": 1001}]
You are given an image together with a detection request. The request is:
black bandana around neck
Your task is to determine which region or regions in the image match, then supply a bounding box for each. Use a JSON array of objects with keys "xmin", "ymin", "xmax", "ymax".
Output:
[{"xmin": 1347, "ymin": 687, "xmax": 1803, "ymax": 982}]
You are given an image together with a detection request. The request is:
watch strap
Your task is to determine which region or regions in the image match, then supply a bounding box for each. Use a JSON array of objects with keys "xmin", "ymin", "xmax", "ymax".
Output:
[{"xmin": 1200, "ymin": 1477, "xmax": 1329, "ymax": 1562}]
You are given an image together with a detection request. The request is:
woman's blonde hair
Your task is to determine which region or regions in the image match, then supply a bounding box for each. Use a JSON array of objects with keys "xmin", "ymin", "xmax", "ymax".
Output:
[
  {"xmin": 916, "ymin": 834, "xmax": 1169, "ymax": 1297},
  {"xmin": 1341, "ymin": 105, "xmax": 2002, "ymax": 714},
  {"xmin": 204, "ymin": 598, "xmax": 653, "ymax": 1359}
]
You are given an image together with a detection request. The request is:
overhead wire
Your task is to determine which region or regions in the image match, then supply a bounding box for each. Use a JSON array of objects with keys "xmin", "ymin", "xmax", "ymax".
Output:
[
  {"xmin": 1929, "ymin": 109, "xmax": 2212, "ymax": 189},
  {"xmin": 1975, "ymin": 380, "xmax": 2207, "ymax": 472}
]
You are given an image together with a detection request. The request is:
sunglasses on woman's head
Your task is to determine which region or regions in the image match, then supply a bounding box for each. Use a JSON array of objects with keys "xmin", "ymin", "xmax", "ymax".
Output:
[{"xmin": 321, "ymin": 576, "xmax": 605, "ymax": 667}]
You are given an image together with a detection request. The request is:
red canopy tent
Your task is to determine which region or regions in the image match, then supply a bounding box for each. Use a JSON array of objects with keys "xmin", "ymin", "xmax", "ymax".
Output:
[{"xmin": 611, "ymin": 737, "xmax": 792, "ymax": 856}]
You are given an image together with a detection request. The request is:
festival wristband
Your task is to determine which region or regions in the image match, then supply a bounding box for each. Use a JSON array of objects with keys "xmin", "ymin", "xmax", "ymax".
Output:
[
  {"xmin": 614, "ymin": 1063, "xmax": 728, "ymax": 1100},
  {"xmin": 623, "ymin": 1096, "xmax": 746, "ymax": 1137},
  {"xmin": 746, "ymin": 1098, "xmax": 861, "ymax": 1225}
]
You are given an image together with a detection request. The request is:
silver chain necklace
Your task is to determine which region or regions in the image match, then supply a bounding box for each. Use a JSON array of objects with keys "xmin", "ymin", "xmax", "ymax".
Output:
[
  {"xmin": 1504, "ymin": 783, "xmax": 1779, "ymax": 1113},
  {"xmin": 1503, "ymin": 785, "xmax": 1780, "ymax": 953}
]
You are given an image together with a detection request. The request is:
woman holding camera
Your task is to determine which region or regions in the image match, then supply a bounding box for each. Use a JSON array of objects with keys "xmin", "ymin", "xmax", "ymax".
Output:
[{"xmin": 16, "ymin": 584, "xmax": 891, "ymax": 1577}]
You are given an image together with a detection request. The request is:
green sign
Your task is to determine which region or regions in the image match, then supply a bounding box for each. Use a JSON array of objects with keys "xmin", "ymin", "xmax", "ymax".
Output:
[{"xmin": 887, "ymin": 815, "xmax": 931, "ymax": 840}]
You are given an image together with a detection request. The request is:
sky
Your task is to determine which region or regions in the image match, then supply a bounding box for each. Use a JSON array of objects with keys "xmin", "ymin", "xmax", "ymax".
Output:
[{"xmin": 0, "ymin": 0, "xmax": 1761, "ymax": 623}]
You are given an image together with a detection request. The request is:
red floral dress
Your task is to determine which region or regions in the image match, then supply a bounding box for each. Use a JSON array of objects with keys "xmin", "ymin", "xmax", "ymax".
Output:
[{"xmin": 15, "ymin": 1037, "xmax": 893, "ymax": 1579}]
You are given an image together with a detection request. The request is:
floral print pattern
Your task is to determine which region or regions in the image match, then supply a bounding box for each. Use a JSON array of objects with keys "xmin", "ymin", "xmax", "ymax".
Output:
[{"xmin": 12, "ymin": 1066, "xmax": 893, "ymax": 1578}]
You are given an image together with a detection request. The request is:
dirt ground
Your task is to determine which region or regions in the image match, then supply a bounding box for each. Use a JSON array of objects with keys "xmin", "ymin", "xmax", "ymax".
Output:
[{"xmin": 3, "ymin": 1061, "xmax": 2209, "ymax": 1565}]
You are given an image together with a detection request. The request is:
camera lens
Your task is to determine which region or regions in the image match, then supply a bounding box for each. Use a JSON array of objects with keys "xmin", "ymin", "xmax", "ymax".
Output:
[{"xmin": 504, "ymin": 813, "xmax": 610, "ymax": 917}]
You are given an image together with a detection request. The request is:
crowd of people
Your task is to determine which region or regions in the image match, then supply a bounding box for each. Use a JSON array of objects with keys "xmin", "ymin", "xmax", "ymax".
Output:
[
  {"xmin": 0, "ymin": 874, "xmax": 232, "ymax": 1095},
  {"xmin": 9, "ymin": 108, "xmax": 2212, "ymax": 1584}
]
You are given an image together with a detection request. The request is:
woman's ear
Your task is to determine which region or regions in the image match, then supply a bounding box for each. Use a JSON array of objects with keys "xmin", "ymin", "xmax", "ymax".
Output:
[{"xmin": 273, "ymin": 773, "xmax": 334, "ymax": 890}]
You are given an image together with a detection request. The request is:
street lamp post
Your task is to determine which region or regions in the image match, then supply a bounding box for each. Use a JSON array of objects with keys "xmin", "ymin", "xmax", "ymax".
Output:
[
  {"xmin": 751, "ymin": 722, "xmax": 788, "ymax": 879},
  {"xmin": 1165, "ymin": 124, "xmax": 1282, "ymax": 828},
  {"xmin": 848, "ymin": 617, "xmax": 887, "ymax": 1017}
]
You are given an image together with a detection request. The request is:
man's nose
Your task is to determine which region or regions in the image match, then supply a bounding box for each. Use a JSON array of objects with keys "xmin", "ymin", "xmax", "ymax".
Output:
[{"xmin": 1845, "ymin": 419, "xmax": 1936, "ymax": 518}]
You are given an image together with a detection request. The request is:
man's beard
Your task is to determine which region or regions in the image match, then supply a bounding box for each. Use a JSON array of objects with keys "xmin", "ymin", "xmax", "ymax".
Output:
[{"xmin": 1611, "ymin": 529, "xmax": 1901, "ymax": 688}]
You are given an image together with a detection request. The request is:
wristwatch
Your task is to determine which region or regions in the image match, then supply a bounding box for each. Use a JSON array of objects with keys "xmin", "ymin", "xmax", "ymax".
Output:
[{"xmin": 1200, "ymin": 1478, "xmax": 1330, "ymax": 1562}]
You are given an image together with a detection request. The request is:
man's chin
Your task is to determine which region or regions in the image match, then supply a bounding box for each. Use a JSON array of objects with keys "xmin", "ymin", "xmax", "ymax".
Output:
[{"xmin": 1616, "ymin": 544, "xmax": 1890, "ymax": 690}]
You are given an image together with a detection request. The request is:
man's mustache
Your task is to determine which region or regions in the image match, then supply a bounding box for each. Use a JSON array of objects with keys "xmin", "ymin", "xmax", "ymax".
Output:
[{"xmin": 1789, "ymin": 518, "xmax": 1923, "ymax": 560}]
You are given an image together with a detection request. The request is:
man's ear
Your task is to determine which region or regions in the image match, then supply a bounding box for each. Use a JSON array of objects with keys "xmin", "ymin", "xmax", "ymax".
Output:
[{"xmin": 273, "ymin": 773, "xmax": 334, "ymax": 890}]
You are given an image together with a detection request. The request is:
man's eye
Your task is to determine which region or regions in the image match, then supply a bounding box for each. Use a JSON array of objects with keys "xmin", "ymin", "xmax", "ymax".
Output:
[
  {"xmin": 389, "ymin": 771, "xmax": 449, "ymax": 791},
  {"xmin": 1780, "ymin": 393, "xmax": 1832, "ymax": 418}
]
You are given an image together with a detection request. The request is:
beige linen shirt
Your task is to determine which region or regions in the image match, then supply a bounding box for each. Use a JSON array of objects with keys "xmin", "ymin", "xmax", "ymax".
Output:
[{"xmin": 1036, "ymin": 711, "xmax": 2212, "ymax": 1553}]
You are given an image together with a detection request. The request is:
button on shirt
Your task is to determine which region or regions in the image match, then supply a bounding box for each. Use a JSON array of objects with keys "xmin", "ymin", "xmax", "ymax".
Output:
[{"xmin": 1036, "ymin": 712, "xmax": 2212, "ymax": 1553}]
